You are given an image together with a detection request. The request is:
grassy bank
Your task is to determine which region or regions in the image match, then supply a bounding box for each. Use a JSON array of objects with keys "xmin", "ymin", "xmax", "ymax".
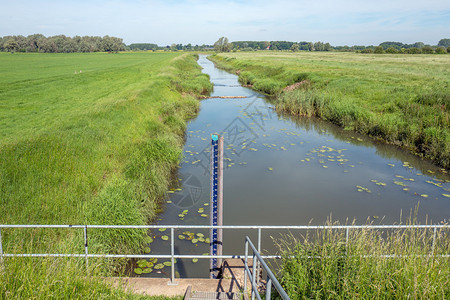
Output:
[
  {"xmin": 276, "ymin": 218, "xmax": 449, "ymax": 299},
  {"xmin": 0, "ymin": 52, "xmax": 212, "ymax": 297},
  {"xmin": 209, "ymin": 52, "xmax": 450, "ymax": 169}
]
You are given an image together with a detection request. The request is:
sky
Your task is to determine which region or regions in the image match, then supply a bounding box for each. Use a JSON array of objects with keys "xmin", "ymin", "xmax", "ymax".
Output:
[{"xmin": 0, "ymin": 0, "xmax": 449, "ymax": 46}]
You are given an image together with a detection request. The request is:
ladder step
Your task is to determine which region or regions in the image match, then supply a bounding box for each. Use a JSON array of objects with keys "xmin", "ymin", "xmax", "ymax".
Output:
[{"xmin": 186, "ymin": 291, "xmax": 241, "ymax": 300}]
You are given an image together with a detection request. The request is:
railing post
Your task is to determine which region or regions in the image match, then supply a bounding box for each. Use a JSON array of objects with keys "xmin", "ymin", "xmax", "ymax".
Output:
[
  {"xmin": 0, "ymin": 228, "xmax": 3, "ymax": 263},
  {"xmin": 252, "ymin": 253, "xmax": 257, "ymax": 300},
  {"xmin": 431, "ymin": 227, "xmax": 437, "ymax": 256},
  {"xmin": 84, "ymin": 226, "xmax": 88, "ymax": 271},
  {"xmin": 244, "ymin": 239, "xmax": 248, "ymax": 296},
  {"xmin": 266, "ymin": 276, "xmax": 272, "ymax": 300},
  {"xmin": 256, "ymin": 228, "xmax": 261, "ymax": 285},
  {"xmin": 170, "ymin": 227, "xmax": 177, "ymax": 285},
  {"xmin": 346, "ymin": 228, "xmax": 349, "ymax": 255}
]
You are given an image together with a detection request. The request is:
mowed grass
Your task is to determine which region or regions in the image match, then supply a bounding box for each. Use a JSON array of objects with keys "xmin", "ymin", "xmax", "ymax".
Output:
[
  {"xmin": 210, "ymin": 52, "xmax": 450, "ymax": 168},
  {"xmin": 0, "ymin": 52, "xmax": 211, "ymax": 298}
]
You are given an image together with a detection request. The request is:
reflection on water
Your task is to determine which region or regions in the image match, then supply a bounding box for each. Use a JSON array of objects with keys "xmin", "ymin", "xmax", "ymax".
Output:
[{"xmin": 139, "ymin": 55, "xmax": 450, "ymax": 278}]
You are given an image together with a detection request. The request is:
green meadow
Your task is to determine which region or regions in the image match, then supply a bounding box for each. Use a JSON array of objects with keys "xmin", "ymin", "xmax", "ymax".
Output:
[
  {"xmin": 209, "ymin": 52, "xmax": 450, "ymax": 169},
  {"xmin": 0, "ymin": 52, "xmax": 211, "ymax": 298}
]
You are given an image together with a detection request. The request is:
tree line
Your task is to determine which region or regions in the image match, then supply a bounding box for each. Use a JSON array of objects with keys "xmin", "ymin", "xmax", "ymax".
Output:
[
  {"xmin": 217, "ymin": 38, "xmax": 450, "ymax": 54},
  {"xmin": 2, "ymin": 34, "xmax": 448, "ymax": 54},
  {"xmin": 0, "ymin": 34, "xmax": 126, "ymax": 53}
]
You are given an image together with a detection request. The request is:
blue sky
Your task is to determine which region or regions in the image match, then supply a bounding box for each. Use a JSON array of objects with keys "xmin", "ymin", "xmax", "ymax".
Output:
[{"xmin": 0, "ymin": 0, "xmax": 449, "ymax": 46}]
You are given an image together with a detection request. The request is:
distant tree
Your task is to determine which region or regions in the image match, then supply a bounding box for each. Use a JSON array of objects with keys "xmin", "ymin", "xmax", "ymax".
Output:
[
  {"xmin": 308, "ymin": 42, "xmax": 314, "ymax": 51},
  {"xmin": 314, "ymin": 41, "xmax": 324, "ymax": 51},
  {"xmin": 412, "ymin": 42, "xmax": 424, "ymax": 49},
  {"xmin": 407, "ymin": 47, "xmax": 422, "ymax": 54},
  {"xmin": 290, "ymin": 43, "xmax": 299, "ymax": 52},
  {"xmin": 379, "ymin": 41, "xmax": 404, "ymax": 50},
  {"xmin": 421, "ymin": 46, "xmax": 433, "ymax": 54},
  {"xmin": 374, "ymin": 46, "xmax": 384, "ymax": 54},
  {"xmin": 447, "ymin": 46, "xmax": 450, "ymax": 53},
  {"xmin": 4, "ymin": 39, "xmax": 19, "ymax": 52},
  {"xmin": 214, "ymin": 37, "xmax": 232, "ymax": 52},
  {"xmin": 435, "ymin": 47, "xmax": 446, "ymax": 54},
  {"xmin": 361, "ymin": 48, "xmax": 374, "ymax": 54},
  {"xmin": 385, "ymin": 47, "xmax": 398, "ymax": 54},
  {"xmin": 437, "ymin": 39, "xmax": 450, "ymax": 48},
  {"xmin": 324, "ymin": 43, "xmax": 332, "ymax": 51}
]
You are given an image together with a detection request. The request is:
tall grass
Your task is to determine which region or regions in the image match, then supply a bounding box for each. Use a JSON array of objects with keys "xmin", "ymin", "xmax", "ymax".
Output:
[
  {"xmin": 208, "ymin": 53, "xmax": 450, "ymax": 169},
  {"xmin": 0, "ymin": 52, "xmax": 212, "ymax": 297},
  {"xmin": 276, "ymin": 218, "xmax": 450, "ymax": 299}
]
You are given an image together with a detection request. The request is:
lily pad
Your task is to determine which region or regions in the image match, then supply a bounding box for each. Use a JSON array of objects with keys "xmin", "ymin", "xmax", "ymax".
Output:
[
  {"xmin": 201, "ymin": 214, "xmax": 208, "ymax": 217},
  {"xmin": 192, "ymin": 258, "xmax": 198, "ymax": 263},
  {"xmin": 192, "ymin": 239, "xmax": 199, "ymax": 244},
  {"xmin": 137, "ymin": 259, "xmax": 148, "ymax": 268},
  {"xmin": 159, "ymin": 228, "xmax": 167, "ymax": 232},
  {"xmin": 163, "ymin": 261, "xmax": 172, "ymax": 267},
  {"xmin": 178, "ymin": 235, "xmax": 186, "ymax": 240},
  {"xmin": 443, "ymin": 194, "xmax": 450, "ymax": 198},
  {"xmin": 154, "ymin": 263, "xmax": 164, "ymax": 270},
  {"xmin": 196, "ymin": 233, "xmax": 204, "ymax": 238},
  {"xmin": 134, "ymin": 268, "xmax": 143, "ymax": 275},
  {"xmin": 161, "ymin": 235, "xmax": 169, "ymax": 241},
  {"xmin": 142, "ymin": 268, "xmax": 152, "ymax": 274},
  {"xmin": 144, "ymin": 247, "xmax": 151, "ymax": 253},
  {"xmin": 144, "ymin": 236, "xmax": 153, "ymax": 244}
]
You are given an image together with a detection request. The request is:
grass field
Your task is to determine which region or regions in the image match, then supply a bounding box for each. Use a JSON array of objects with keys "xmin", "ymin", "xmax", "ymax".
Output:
[
  {"xmin": 0, "ymin": 52, "xmax": 211, "ymax": 298},
  {"xmin": 209, "ymin": 52, "xmax": 450, "ymax": 169}
]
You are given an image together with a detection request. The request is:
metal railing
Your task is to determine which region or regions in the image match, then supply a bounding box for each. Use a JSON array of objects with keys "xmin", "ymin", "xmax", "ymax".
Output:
[
  {"xmin": 244, "ymin": 236, "xmax": 290, "ymax": 300},
  {"xmin": 0, "ymin": 224, "xmax": 448, "ymax": 286}
]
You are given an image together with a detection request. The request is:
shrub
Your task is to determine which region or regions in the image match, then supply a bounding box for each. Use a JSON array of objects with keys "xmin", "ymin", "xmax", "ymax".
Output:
[
  {"xmin": 385, "ymin": 47, "xmax": 398, "ymax": 54},
  {"xmin": 374, "ymin": 46, "xmax": 384, "ymax": 54},
  {"xmin": 361, "ymin": 48, "xmax": 374, "ymax": 54},
  {"xmin": 407, "ymin": 47, "xmax": 422, "ymax": 54},
  {"xmin": 435, "ymin": 47, "xmax": 447, "ymax": 54},
  {"xmin": 422, "ymin": 46, "xmax": 434, "ymax": 54}
]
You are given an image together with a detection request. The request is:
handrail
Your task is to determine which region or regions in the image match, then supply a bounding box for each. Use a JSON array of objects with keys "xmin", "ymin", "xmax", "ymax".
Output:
[
  {"xmin": 0, "ymin": 224, "xmax": 448, "ymax": 285},
  {"xmin": 244, "ymin": 236, "xmax": 290, "ymax": 300}
]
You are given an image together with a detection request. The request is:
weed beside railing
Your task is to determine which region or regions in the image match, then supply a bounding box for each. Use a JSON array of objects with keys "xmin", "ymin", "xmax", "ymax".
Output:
[{"xmin": 275, "ymin": 222, "xmax": 450, "ymax": 299}]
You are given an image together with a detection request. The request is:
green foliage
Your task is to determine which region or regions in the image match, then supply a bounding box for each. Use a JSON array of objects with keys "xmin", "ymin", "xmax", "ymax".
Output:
[
  {"xmin": 422, "ymin": 46, "xmax": 434, "ymax": 54},
  {"xmin": 0, "ymin": 34, "xmax": 125, "ymax": 53},
  {"xmin": 385, "ymin": 47, "xmax": 398, "ymax": 54},
  {"xmin": 214, "ymin": 37, "xmax": 232, "ymax": 52},
  {"xmin": 407, "ymin": 47, "xmax": 422, "ymax": 54},
  {"xmin": 290, "ymin": 43, "xmax": 300, "ymax": 52},
  {"xmin": 276, "ymin": 219, "xmax": 450, "ymax": 299},
  {"xmin": 0, "ymin": 258, "xmax": 158, "ymax": 299},
  {"xmin": 435, "ymin": 47, "xmax": 447, "ymax": 54},
  {"xmin": 361, "ymin": 48, "xmax": 374, "ymax": 53},
  {"xmin": 374, "ymin": 46, "xmax": 384, "ymax": 54},
  {"xmin": 438, "ymin": 38, "xmax": 450, "ymax": 48},
  {"xmin": 128, "ymin": 43, "xmax": 158, "ymax": 51}
]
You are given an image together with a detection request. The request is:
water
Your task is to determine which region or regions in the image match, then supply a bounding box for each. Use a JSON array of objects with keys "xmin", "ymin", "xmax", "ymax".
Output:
[{"xmin": 139, "ymin": 55, "xmax": 450, "ymax": 278}]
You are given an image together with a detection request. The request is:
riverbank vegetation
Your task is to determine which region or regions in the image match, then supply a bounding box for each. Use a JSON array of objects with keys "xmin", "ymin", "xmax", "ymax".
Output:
[
  {"xmin": 0, "ymin": 52, "xmax": 212, "ymax": 297},
  {"xmin": 276, "ymin": 217, "xmax": 449, "ymax": 299},
  {"xmin": 208, "ymin": 52, "xmax": 450, "ymax": 169}
]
